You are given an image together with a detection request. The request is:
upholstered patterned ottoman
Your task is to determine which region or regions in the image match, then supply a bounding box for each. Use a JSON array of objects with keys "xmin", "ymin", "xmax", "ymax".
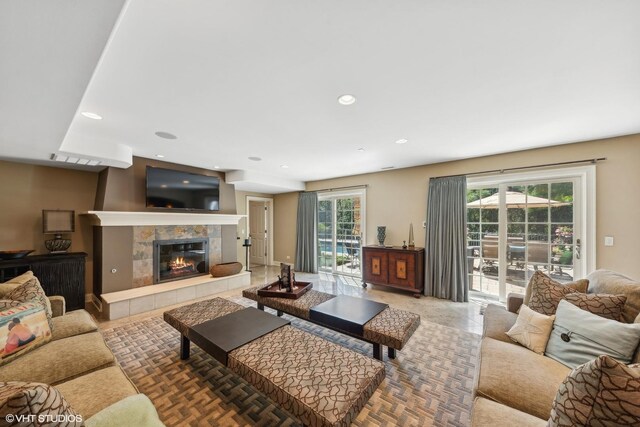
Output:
[
  {"xmin": 164, "ymin": 297, "xmax": 385, "ymax": 427},
  {"xmin": 164, "ymin": 297, "xmax": 244, "ymax": 336},
  {"xmin": 228, "ymin": 325, "xmax": 385, "ymax": 427},
  {"xmin": 242, "ymin": 287, "xmax": 420, "ymax": 360},
  {"xmin": 363, "ymin": 306, "xmax": 421, "ymax": 351},
  {"xmin": 243, "ymin": 287, "xmax": 336, "ymax": 319}
]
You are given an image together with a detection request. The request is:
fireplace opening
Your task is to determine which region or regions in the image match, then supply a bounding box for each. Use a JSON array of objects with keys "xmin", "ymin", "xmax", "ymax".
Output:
[{"xmin": 153, "ymin": 238, "xmax": 209, "ymax": 284}]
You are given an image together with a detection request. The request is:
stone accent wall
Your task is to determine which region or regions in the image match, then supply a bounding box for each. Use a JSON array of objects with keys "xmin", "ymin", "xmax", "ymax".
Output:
[{"xmin": 132, "ymin": 225, "xmax": 222, "ymax": 287}]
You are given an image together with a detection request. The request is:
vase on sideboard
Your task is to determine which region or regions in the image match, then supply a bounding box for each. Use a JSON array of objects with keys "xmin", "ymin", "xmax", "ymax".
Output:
[{"xmin": 377, "ymin": 226, "xmax": 386, "ymax": 246}]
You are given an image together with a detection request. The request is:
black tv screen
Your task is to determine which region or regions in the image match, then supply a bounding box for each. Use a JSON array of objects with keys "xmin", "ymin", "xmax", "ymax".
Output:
[{"xmin": 146, "ymin": 167, "xmax": 220, "ymax": 211}]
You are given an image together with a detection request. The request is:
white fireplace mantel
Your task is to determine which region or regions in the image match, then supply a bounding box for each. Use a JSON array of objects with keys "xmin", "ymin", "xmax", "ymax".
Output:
[{"xmin": 83, "ymin": 211, "xmax": 246, "ymax": 227}]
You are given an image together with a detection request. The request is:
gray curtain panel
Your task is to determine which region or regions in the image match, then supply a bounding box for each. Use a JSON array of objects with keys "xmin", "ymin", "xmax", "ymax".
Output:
[
  {"xmin": 424, "ymin": 176, "xmax": 469, "ymax": 302},
  {"xmin": 295, "ymin": 192, "xmax": 318, "ymax": 273}
]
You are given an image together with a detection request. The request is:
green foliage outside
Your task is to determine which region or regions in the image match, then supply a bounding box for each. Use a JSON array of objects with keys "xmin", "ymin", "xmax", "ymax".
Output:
[
  {"xmin": 319, "ymin": 253, "xmax": 350, "ymax": 266},
  {"xmin": 467, "ymin": 182, "xmax": 575, "ymax": 266},
  {"xmin": 318, "ymin": 198, "xmax": 360, "ymax": 236}
]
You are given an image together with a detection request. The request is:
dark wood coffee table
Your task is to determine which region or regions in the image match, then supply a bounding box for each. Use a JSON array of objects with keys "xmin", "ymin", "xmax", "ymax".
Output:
[
  {"xmin": 309, "ymin": 295, "xmax": 388, "ymax": 358},
  {"xmin": 186, "ymin": 307, "xmax": 289, "ymax": 365},
  {"xmin": 164, "ymin": 301, "xmax": 289, "ymax": 364}
]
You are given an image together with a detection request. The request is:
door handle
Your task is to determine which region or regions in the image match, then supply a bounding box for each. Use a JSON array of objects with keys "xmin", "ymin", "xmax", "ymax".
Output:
[{"xmin": 576, "ymin": 238, "xmax": 581, "ymax": 260}]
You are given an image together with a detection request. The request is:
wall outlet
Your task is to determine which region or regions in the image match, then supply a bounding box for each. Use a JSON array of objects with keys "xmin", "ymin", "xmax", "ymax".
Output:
[
  {"xmin": 604, "ymin": 236, "xmax": 614, "ymax": 247},
  {"xmin": 422, "ymin": 221, "xmax": 426, "ymax": 228},
  {"xmin": 286, "ymin": 255, "xmax": 290, "ymax": 260}
]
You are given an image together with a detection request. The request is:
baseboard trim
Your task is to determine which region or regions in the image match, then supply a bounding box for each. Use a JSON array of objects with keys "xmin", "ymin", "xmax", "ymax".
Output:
[{"xmin": 86, "ymin": 293, "xmax": 102, "ymax": 312}]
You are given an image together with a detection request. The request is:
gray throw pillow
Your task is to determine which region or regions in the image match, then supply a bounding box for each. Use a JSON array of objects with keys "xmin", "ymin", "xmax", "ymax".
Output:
[{"xmin": 545, "ymin": 300, "xmax": 640, "ymax": 369}]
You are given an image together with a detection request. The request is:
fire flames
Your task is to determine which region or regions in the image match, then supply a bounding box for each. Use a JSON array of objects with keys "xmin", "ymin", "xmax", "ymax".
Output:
[{"xmin": 169, "ymin": 256, "xmax": 195, "ymax": 272}]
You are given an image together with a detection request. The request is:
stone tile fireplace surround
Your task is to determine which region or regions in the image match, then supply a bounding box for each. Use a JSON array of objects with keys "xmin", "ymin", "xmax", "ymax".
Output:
[{"xmin": 133, "ymin": 225, "xmax": 221, "ymax": 287}]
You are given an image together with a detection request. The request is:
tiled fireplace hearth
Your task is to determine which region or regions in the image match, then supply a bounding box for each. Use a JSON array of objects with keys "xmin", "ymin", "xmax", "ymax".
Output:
[{"xmin": 101, "ymin": 272, "xmax": 249, "ymax": 320}]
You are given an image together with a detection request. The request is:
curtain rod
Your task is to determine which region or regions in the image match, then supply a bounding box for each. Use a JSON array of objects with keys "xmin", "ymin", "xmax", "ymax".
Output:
[
  {"xmin": 307, "ymin": 184, "xmax": 369, "ymax": 193},
  {"xmin": 431, "ymin": 157, "xmax": 607, "ymax": 180}
]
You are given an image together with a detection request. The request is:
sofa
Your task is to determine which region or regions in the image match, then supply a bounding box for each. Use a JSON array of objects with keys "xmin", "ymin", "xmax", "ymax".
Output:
[
  {"xmin": 471, "ymin": 269, "xmax": 640, "ymax": 426},
  {"xmin": 0, "ymin": 273, "xmax": 163, "ymax": 426}
]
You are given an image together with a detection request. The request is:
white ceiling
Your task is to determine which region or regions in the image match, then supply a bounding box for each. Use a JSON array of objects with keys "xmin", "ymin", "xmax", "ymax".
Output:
[{"xmin": 2, "ymin": 1, "xmax": 640, "ymax": 193}]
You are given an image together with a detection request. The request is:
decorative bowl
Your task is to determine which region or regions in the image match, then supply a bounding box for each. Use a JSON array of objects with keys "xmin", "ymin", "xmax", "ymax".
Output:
[
  {"xmin": 0, "ymin": 250, "xmax": 34, "ymax": 260},
  {"xmin": 210, "ymin": 262, "xmax": 243, "ymax": 277}
]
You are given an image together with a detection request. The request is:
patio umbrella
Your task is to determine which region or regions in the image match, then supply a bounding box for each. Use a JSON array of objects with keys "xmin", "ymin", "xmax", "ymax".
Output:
[{"xmin": 467, "ymin": 191, "xmax": 567, "ymax": 209}]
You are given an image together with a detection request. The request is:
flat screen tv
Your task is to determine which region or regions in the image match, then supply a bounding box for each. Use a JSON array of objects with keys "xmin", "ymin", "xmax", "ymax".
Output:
[{"xmin": 146, "ymin": 167, "xmax": 220, "ymax": 211}]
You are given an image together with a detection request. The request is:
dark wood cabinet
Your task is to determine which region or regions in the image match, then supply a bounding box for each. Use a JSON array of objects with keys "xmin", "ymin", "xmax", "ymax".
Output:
[
  {"xmin": 362, "ymin": 246, "xmax": 425, "ymax": 297},
  {"xmin": 0, "ymin": 252, "xmax": 87, "ymax": 311}
]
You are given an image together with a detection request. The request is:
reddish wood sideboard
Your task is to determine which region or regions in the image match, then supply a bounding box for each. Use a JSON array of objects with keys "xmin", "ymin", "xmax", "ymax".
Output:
[{"xmin": 362, "ymin": 246, "xmax": 425, "ymax": 297}]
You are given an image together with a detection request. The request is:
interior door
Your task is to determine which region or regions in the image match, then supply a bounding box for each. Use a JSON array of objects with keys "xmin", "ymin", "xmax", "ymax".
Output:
[{"xmin": 249, "ymin": 201, "xmax": 267, "ymax": 266}]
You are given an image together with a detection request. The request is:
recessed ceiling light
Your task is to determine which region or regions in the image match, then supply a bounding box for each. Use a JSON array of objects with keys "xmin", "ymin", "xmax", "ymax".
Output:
[
  {"xmin": 213, "ymin": 165, "xmax": 220, "ymax": 169},
  {"xmin": 155, "ymin": 154, "xmax": 165, "ymax": 158},
  {"xmin": 280, "ymin": 165, "xmax": 289, "ymax": 169},
  {"xmin": 155, "ymin": 131, "xmax": 177, "ymax": 140},
  {"xmin": 337, "ymin": 94, "xmax": 356, "ymax": 105},
  {"xmin": 395, "ymin": 139, "xmax": 408, "ymax": 144},
  {"xmin": 81, "ymin": 112, "xmax": 102, "ymax": 120},
  {"xmin": 381, "ymin": 166, "xmax": 395, "ymax": 170},
  {"xmin": 248, "ymin": 156, "xmax": 262, "ymax": 161},
  {"xmin": 357, "ymin": 148, "xmax": 365, "ymax": 152},
  {"xmin": 183, "ymin": 180, "xmax": 190, "ymax": 184}
]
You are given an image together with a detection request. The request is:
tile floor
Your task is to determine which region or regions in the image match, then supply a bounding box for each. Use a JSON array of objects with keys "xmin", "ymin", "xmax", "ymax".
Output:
[{"xmin": 92, "ymin": 265, "xmax": 488, "ymax": 335}]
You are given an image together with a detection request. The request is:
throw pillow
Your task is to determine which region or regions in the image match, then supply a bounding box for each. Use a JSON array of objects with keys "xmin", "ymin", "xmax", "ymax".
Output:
[
  {"xmin": 548, "ymin": 355, "xmax": 640, "ymax": 426},
  {"xmin": 6, "ymin": 278, "xmax": 53, "ymax": 330},
  {"xmin": 563, "ymin": 293, "xmax": 627, "ymax": 321},
  {"xmin": 0, "ymin": 271, "xmax": 34, "ymax": 298},
  {"xmin": 506, "ymin": 304, "xmax": 555, "ymax": 354},
  {"xmin": 587, "ymin": 269, "xmax": 640, "ymax": 323},
  {"xmin": 0, "ymin": 302, "xmax": 52, "ymax": 366},
  {"xmin": 526, "ymin": 271, "xmax": 589, "ymax": 315},
  {"xmin": 0, "ymin": 382, "xmax": 82, "ymax": 426},
  {"xmin": 545, "ymin": 300, "xmax": 640, "ymax": 368}
]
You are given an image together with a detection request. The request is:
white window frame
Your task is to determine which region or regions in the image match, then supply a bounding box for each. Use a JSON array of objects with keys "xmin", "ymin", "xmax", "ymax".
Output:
[
  {"xmin": 467, "ymin": 165, "xmax": 596, "ymax": 291},
  {"xmin": 317, "ymin": 188, "xmax": 367, "ymax": 276}
]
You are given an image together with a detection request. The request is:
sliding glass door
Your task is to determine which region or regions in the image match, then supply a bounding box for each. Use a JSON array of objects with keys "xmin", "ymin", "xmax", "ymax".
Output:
[
  {"xmin": 318, "ymin": 190, "xmax": 366, "ymax": 277},
  {"xmin": 467, "ymin": 168, "xmax": 593, "ymax": 301}
]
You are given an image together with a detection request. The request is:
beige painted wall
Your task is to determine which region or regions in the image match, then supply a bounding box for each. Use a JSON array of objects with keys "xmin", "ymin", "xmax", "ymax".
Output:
[
  {"xmin": 0, "ymin": 161, "xmax": 98, "ymax": 294},
  {"xmin": 235, "ymin": 191, "xmax": 274, "ymax": 266},
  {"xmin": 96, "ymin": 156, "xmax": 236, "ymax": 213},
  {"xmin": 273, "ymin": 191, "xmax": 300, "ymax": 264},
  {"xmin": 273, "ymin": 134, "xmax": 640, "ymax": 278}
]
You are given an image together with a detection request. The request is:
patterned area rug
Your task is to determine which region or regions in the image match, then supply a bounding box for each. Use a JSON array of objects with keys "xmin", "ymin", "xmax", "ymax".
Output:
[{"xmin": 102, "ymin": 297, "xmax": 480, "ymax": 426}]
